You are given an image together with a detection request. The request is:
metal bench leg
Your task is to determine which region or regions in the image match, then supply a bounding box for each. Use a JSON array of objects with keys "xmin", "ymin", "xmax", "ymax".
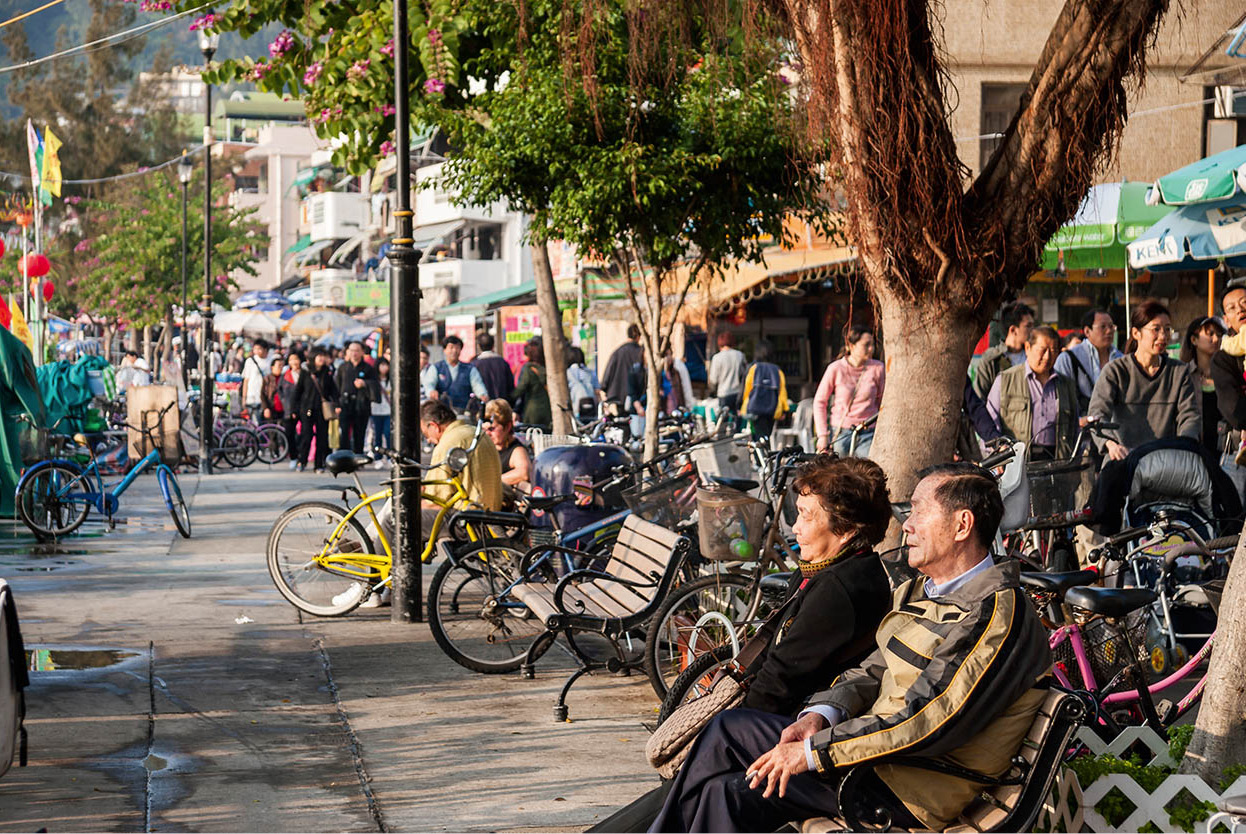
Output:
[
  {"xmin": 520, "ymin": 630, "xmax": 557, "ymax": 680},
  {"xmin": 554, "ymin": 665, "xmax": 595, "ymax": 722}
]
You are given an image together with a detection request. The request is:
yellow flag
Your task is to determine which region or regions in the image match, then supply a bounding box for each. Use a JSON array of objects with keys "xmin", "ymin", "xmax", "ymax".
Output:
[
  {"xmin": 9, "ymin": 300, "xmax": 32, "ymax": 351},
  {"xmin": 40, "ymin": 126, "xmax": 62, "ymax": 198}
]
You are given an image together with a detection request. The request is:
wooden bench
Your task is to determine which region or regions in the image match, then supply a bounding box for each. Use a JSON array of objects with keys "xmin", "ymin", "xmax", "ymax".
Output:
[
  {"xmin": 511, "ymin": 515, "xmax": 690, "ymax": 722},
  {"xmin": 800, "ymin": 688, "xmax": 1085, "ymax": 833}
]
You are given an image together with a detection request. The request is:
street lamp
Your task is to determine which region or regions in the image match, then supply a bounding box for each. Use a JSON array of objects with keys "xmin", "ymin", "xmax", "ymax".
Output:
[
  {"xmin": 197, "ymin": 29, "xmax": 219, "ymax": 475},
  {"xmin": 178, "ymin": 152, "xmax": 193, "ymax": 391}
]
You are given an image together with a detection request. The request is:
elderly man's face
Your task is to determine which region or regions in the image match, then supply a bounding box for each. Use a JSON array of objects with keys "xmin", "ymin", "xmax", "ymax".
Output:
[
  {"xmin": 421, "ymin": 419, "xmax": 445, "ymax": 443},
  {"xmin": 902, "ymin": 477, "xmax": 972, "ymax": 577},
  {"xmin": 1025, "ymin": 334, "xmax": 1059, "ymax": 377},
  {"xmin": 1085, "ymin": 313, "xmax": 1116, "ymax": 349}
]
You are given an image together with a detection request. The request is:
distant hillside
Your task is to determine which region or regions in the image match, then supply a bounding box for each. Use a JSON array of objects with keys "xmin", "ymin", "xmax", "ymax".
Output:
[{"xmin": 0, "ymin": 1, "xmax": 279, "ymax": 116}]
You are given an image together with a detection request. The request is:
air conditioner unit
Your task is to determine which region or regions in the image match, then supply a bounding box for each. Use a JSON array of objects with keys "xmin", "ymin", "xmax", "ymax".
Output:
[
  {"xmin": 310, "ymin": 268, "xmax": 355, "ymax": 308},
  {"xmin": 306, "ymin": 193, "xmax": 369, "ymax": 241}
]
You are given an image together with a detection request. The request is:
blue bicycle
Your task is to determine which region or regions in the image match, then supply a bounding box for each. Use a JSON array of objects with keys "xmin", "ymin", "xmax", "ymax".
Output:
[{"xmin": 15, "ymin": 400, "xmax": 191, "ymax": 540}]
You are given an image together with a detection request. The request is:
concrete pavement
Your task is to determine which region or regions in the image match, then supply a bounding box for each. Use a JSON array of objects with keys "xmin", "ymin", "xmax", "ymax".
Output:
[{"xmin": 0, "ymin": 466, "xmax": 660, "ymax": 831}]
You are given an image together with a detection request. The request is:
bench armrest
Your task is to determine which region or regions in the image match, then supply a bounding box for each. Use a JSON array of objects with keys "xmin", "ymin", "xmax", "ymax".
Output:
[
  {"xmin": 518, "ymin": 543, "xmax": 589, "ymax": 579},
  {"xmin": 551, "ymin": 568, "xmax": 659, "ymax": 615}
]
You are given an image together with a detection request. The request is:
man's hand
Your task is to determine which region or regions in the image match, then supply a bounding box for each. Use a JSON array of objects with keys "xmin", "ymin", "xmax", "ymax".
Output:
[
  {"xmin": 1105, "ymin": 440, "xmax": 1128, "ymax": 461},
  {"xmin": 335, "ymin": 406, "xmax": 342, "ymax": 416},
  {"xmin": 746, "ymin": 742, "xmax": 809, "ymax": 799},
  {"xmin": 354, "ymin": 378, "xmax": 366, "ymax": 389},
  {"xmin": 778, "ymin": 712, "xmax": 827, "ymax": 745}
]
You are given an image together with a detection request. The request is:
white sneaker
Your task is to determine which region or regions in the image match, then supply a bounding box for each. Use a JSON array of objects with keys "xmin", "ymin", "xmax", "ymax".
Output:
[
  {"xmin": 332, "ymin": 583, "xmax": 365, "ymax": 608},
  {"xmin": 359, "ymin": 587, "xmax": 392, "ymax": 608},
  {"xmin": 288, "ymin": 460, "xmax": 298, "ymax": 470}
]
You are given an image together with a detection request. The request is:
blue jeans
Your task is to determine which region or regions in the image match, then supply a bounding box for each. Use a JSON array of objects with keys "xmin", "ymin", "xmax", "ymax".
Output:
[
  {"xmin": 371, "ymin": 414, "xmax": 392, "ymax": 449},
  {"xmin": 831, "ymin": 426, "xmax": 874, "ymax": 457}
]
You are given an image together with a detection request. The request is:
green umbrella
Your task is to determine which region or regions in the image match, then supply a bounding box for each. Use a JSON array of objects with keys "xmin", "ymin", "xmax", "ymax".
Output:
[
  {"xmin": 1040, "ymin": 182, "xmax": 1173, "ymax": 271},
  {"xmin": 1146, "ymin": 143, "xmax": 1246, "ymax": 206}
]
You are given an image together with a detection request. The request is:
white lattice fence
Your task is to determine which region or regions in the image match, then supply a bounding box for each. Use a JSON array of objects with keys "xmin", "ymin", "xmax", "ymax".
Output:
[{"xmin": 1038, "ymin": 726, "xmax": 1246, "ymax": 833}]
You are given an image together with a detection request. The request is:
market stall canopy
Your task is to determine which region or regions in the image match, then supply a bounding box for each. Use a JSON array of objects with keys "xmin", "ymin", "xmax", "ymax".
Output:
[
  {"xmin": 1146, "ymin": 144, "xmax": 1246, "ymax": 206},
  {"xmin": 1040, "ymin": 182, "xmax": 1173, "ymax": 272},
  {"xmin": 214, "ymin": 310, "xmax": 283, "ymax": 338},
  {"xmin": 434, "ymin": 279, "xmax": 536, "ymax": 321},
  {"xmin": 313, "ymin": 325, "xmax": 379, "ymax": 349},
  {"xmin": 294, "ymin": 239, "xmax": 338, "ymax": 265},
  {"xmin": 1128, "ymin": 197, "xmax": 1246, "ymax": 271},
  {"xmin": 234, "ymin": 290, "xmax": 290, "ymax": 310},
  {"xmin": 284, "ymin": 307, "xmax": 359, "ymax": 337},
  {"xmin": 47, "ymin": 316, "xmax": 73, "ymax": 335}
]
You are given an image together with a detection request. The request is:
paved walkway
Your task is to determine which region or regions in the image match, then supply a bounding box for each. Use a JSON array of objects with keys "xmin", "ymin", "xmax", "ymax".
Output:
[{"xmin": 0, "ymin": 466, "xmax": 659, "ymax": 831}]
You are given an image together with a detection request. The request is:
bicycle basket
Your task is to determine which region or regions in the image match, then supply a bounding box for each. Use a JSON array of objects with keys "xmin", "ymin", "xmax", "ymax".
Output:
[
  {"xmin": 1052, "ymin": 609, "xmax": 1151, "ymax": 691},
  {"xmin": 696, "ymin": 485, "xmax": 768, "ymax": 561},
  {"xmin": 623, "ymin": 472, "xmax": 698, "ymax": 525},
  {"xmin": 1026, "ymin": 457, "xmax": 1093, "ymax": 519}
]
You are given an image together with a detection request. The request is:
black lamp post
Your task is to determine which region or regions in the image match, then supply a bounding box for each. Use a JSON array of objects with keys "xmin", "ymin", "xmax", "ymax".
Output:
[
  {"xmin": 198, "ymin": 29, "xmax": 219, "ymax": 475},
  {"xmin": 389, "ymin": 0, "xmax": 424, "ymax": 623},
  {"xmin": 178, "ymin": 152, "xmax": 193, "ymax": 391}
]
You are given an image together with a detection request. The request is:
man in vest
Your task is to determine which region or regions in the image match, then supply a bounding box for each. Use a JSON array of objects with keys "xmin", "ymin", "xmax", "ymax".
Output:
[
  {"xmin": 972, "ymin": 301, "xmax": 1034, "ymax": 400},
  {"xmin": 985, "ymin": 325, "xmax": 1078, "ymax": 460},
  {"xmin": 433, "ymin": 335, "xmax": 489, "ymax": 412}
]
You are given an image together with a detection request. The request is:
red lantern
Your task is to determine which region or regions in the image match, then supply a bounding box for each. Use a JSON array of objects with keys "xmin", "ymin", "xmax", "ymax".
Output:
[
  {"xmin": 19, "ymin": 253, "xmax": 50, "ymax": 278},
  {"xmin": 0, "ymin": 302, "xmax": 9, "ymax": 329},
  {"xmin": 42, "ymin": 280, "xmax": 54, "ymax": 302}
]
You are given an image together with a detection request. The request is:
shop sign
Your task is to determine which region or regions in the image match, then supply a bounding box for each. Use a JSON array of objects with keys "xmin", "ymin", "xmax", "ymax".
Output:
[
  {"xmin": 344, "ymin": 281, "xmax": 390, "ymax": 307},
  {"xmin": 501, "ymin": 305, "xmax": 541, "ymax": 373}
]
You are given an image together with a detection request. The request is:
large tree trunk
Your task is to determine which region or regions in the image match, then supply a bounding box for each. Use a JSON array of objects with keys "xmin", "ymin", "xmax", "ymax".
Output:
[
  {"xmin": 530, "ymin": 242, "xmax": 573, "ymax": 436},
  {"xmin": 868, "ymin": 286, "xmax": 982, "ymax": 506},
  {"xmin": 1180, "ymin": 533, "xmax": 1246, "ymax": 779}
]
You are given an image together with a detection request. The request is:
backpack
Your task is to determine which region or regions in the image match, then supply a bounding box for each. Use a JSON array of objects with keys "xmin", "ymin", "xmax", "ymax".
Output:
[{"xmin": 746, "ymin": 363, "xmax": 781, "ymax": 417}]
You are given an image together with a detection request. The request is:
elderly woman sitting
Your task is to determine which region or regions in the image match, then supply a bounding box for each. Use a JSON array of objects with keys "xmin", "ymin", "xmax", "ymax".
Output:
[
  {"xmin": 596, "ymin": 455, "xmax": 893, "ymax": 832},
  {"xmin": 484, "ymin": 398, "xmax": 532, "ymax": 500}
]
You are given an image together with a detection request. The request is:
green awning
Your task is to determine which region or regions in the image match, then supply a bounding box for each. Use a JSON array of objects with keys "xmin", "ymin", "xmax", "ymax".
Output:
[
  {"xmin": 285, "ymin": 234, "xmax": 312, "ymax": 255},
  {"xmin": 434, "ymin": 279, "xmax": 537, "ymax": 320},
  {"xmin": 293, "ymin": 166, "xmax": 328, "ymax": 188}
]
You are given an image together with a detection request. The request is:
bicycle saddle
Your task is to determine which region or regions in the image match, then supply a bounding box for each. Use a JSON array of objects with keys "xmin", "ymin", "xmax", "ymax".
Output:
[
  {"xmin": 707, "ymin": 475, "xmax": 759, "ymax": 493},
  {"xmin": 1019, "ymin": 570, "xmax": 1099, "ymax": 596},
  {"xmin": 759, "ymin": 572, "xmax": 792, "ymax": 602},
  {"xmin": 525, "ymin": 494, "xmax": 573, "ymax": 511},
  {"xmin": 325, "ymin": 450, "xmax": 372, "ymax": 475},
  {"xmin": 1063, "ymin": 585, "xmax": 1157, "ymax": 619}
]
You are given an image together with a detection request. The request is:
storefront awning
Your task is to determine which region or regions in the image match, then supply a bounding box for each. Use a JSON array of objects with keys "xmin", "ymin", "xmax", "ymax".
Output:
[
  {"xmin": 285, "ymin": 234, "xmax": 312, "ymax": 255},
  {"xmin": 434, "ymin": 279, "xmax": 537, "ymax": 320},
  {"xmin": 294, "ymin": 239, "xmax": 338, "ymax": 265},
  {"xmin": 413, "ymin": 219, "xmax": 468, "ymax": 252},
  {"xmin": 701, "ymin": 245, "xmax": 857, "ymax": 312}
]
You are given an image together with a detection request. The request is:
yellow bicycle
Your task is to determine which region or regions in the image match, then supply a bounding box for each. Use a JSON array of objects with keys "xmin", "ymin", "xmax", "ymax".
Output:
[{"xmin": 266, "ymin": 429, "xmax": 498, "ymax": 616}]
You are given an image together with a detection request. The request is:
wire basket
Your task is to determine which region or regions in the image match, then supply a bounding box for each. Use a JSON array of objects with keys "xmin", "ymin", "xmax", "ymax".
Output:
[
  {"xmin": 622, "ymin": 472, "xmax": 698, "ymax": 525},
  {"xmin": 696, "ymin": 484, "xmax": 769, "ymax": 561},
  {"xmin": 1052, "ymin": 609, "xmax": 1150, "ymax": 691},
  {"xmin": 529, "ymin": 432, "xmax": 585, "ymax": 457},
  {"xmin": 1026, "ymin": 457, "xmax": 1093, "ymax": 519}
]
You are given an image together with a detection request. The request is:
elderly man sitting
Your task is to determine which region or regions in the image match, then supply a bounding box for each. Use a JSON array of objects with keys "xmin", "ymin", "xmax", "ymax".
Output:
[{"xmin": 650, "ymin": 463, "xmax": 1052, "ymax": 833}]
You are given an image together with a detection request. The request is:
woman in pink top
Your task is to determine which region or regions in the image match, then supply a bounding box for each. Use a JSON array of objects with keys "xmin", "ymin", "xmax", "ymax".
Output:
[{"xmin": 813, "ymin": 325, "xmax": 885, "ymax": 457}]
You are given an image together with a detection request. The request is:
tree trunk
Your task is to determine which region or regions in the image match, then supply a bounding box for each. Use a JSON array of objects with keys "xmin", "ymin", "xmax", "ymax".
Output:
[
  {"xmin": 161, "ymin": 307, "xmax": 175, "ymax": 384},
  {"xmin": 102, "ymin": 324, "xmax": 113, "ymax": 364},
  {"xmin": 127, "ymin": 327, "xmax": 139, "ymax": 353},
  {"xmin": 641, "ymin": 327, "xmax": 663, "ymax": 463},
  {"xmin": 1180, "ymin": 533, "xmax": 1246, "ymax": 780},
  {"xmin": 867, "ymin": 286, "xmax": 981, "ymax": 502},
  {"xmin": 142, "ymin": 325, "xmax": 153, "ymax": 370},
  {"xmin": 530, "ymin": 242, "xmax": 573, "ymax": 436}
]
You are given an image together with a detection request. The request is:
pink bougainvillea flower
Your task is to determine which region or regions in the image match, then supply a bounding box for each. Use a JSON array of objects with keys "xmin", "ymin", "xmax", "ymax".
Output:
[
  {"xmin": 381, "ymin": 39, "xmax": 395, "ymax": 57},
  {"xmin": 379, "ymin": 140, "xmax": 396, "ymax": 156},
  {"xmin": 269, "ymin": 30, "xmax": 295, "ymax": 58},
  {"xmin": 303, "ymin": 61, "xmax": 323, "ymax": 85},
  {"xmin": 427, "ymin": 28, "xmax": 442, "ymax": 44},
  {"xmin": 424, "ymin": 78, "xmax": 446, "ymax": 94}
]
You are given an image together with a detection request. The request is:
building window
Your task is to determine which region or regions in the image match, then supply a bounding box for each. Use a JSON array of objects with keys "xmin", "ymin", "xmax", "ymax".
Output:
[{"xmin": 979, "ymin": 83, "xmax": 1026, "ymax": 171}]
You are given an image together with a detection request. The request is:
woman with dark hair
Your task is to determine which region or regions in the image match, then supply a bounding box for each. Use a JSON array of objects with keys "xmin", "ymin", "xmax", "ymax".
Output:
[
  {"xmin": 511, "ymin": 336, "xmax": 552, "ymax": 431},
  {"xmin": 740, "ymin": 340, "xmax": 788, "ymax": 442},
  {"xmin": 812, "ymin": 324, "xmax": 885, "ymax": 457},
  {"xmin": 1089, "ymin": 301, "xmax": 1201, "ymax": 462},
  {"xmin": 296, "ymin": 347, "xmax": 339, "ymax": 472},
  {"xmin": 1181, "ymin": 316, "xmax": 1226, "ymax": 456}
]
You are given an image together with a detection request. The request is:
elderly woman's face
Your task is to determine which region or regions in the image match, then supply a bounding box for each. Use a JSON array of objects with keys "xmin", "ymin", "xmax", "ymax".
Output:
[{"xmin": 793, "ymin": 492, "xmax": 844, "ymax": 563}]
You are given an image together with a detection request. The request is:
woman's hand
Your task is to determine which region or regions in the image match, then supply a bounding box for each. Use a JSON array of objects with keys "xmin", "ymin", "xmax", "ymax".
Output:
[
  {"xmin": 815, "ymin": 436, "xmax": 829, "ymax": 454},
  {"xmin": 1105, "ymin": 440, "xmax": 1128, "ymax": 461}
]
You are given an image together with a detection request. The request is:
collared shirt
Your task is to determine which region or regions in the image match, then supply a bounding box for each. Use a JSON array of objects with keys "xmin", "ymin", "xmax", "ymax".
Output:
[
  {"xmin": 1054, "ymin": 340, "xmax": 1123, "ymax": 402},
  {"xmin": 441, "ymin": 360, "xmax": 490, "ymax": 402},
  {"xmin": 985, "ymin": 366, "xmax": 1066, "ymax": 446},
  {"xmin": 801, "ymin": 553, "xmax": 997, "ymax": 769},
  {"xmin": 420, "ymin": 364, "xmax": 438, "ymax": 398}
]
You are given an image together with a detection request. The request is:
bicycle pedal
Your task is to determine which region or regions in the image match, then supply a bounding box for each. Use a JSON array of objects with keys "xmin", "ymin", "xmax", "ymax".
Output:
[{"xmin": 1156, "ymin": 699, "xmax": 1176, "ymax": 724}]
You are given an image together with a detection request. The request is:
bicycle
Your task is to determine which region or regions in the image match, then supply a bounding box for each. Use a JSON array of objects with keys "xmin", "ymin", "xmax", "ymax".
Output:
[
  {"xmin": 265, "ymin": 423, "xmax": 494, "ymax": 617},
  {"xmin": 15, "ymin": 399, "xmax": 192, "ymax": 540}
]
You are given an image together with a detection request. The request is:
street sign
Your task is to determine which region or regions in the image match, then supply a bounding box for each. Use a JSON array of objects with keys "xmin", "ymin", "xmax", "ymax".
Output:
[{"xmin": 344, "ymin": 281, "xmax": 390, "ymax": 307}]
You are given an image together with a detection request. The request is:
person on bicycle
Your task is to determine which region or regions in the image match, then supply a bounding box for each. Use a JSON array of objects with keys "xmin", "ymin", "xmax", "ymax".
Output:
[
  {"xmin": 813, "ymin": 325, "xmax": 884, "ymax": 457},
  {"xmin": 651, "ymin": 464, "xmax": 1052, "ymax": 834},
  {"xmin": 985, "ymin": 325, "xmax": 1078, "ymax": 461}
]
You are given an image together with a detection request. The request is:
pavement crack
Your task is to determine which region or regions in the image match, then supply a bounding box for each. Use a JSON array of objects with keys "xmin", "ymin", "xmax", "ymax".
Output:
[
  {"xmin": 144, "ymin": 639, "xmax": 155, "ymax": 833},
  {"xmin": 315, "ymin": 637, "xmax": 387, "ymax": 833}
]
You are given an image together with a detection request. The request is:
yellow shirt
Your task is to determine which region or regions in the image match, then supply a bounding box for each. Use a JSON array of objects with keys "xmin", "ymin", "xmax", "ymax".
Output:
[
  {"xmin": 1222, "ymin": 328, "xmax": 1246, "ymax": 356},
  {"xmin": 427, "ymin": 420, "xmax": 503, "ymax": 511}
]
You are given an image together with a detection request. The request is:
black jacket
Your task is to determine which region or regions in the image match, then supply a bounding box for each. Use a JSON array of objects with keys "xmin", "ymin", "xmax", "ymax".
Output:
[
  {"xmin": 334, "ymin": 360, "xmax": 381, "ymax": 417},
  {"xmin": 741, "ymin": 549, "xmax": 891, "ymax": 717},
  {"xmin": 1211, "ymin": 349, "xmax": 1246, "ymax": 431},
  {"xmin": 297, "ymin": 365, "xmax": 339, "ymax": 419}
]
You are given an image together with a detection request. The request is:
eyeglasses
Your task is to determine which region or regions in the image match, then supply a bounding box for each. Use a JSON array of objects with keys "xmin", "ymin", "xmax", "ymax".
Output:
[{"xmin": 1139, "ymin": 325, "xmax": 1172, "ymax": 339}]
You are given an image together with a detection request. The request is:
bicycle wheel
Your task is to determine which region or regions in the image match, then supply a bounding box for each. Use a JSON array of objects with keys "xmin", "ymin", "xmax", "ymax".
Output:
[
  {"xmin": 157, "ymin": 465, "xmax": 192, "ymax": 539},
  {"xmin": 17, "ymin": 463, "xmax": 92, "ymax": 539},
  {"xmin": 643, "ymin": 572, "xmax": 758, "ymax": 699},
  {"xmin": 256, "ymin": 423, "xmax": 289, "ymax": 465},
  {"xmin": 427, "ymin": 543, "xmax": 548, "ymax": 673},
  {"xmin": 267, "ymin": 501, "xmax": 379, "ymax": 617},
  {"xmin": 658, "ymin": 643, "xmax": 736, "ymax": 726},
  {"xmin": 220, "ymin": 426, "xmax": 260, "ymax": 468}
]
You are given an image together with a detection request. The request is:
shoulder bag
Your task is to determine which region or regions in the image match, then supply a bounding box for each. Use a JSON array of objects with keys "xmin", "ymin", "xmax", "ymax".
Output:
[
  {"xmin": 645, "ymin": 588, "xmax": 800, "ymax": 779},
  {"xmin": 311, "ymin": 373, "xmax": 335, "ymax": 422}
]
